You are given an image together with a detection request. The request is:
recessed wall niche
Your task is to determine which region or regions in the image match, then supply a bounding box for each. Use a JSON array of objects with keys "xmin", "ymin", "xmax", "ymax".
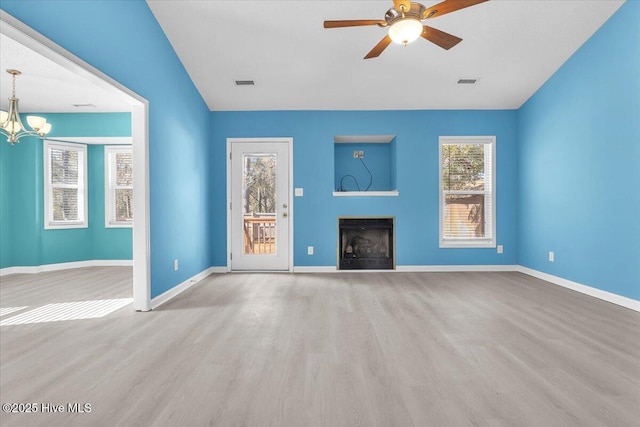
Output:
[{"xmin": 333, "ymin": 135, "xmax": 398, "ymax": 196}]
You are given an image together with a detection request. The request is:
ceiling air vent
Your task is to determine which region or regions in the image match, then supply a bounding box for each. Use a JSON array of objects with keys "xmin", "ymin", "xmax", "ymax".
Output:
[
  {"xmin": 457, "ymin": 78, "xmax": 478, "ymax": 85},
  {"xmin": 72, "ymin": 103, "xmax": 97, "ymax": 108},
  {"xmin": 234, "ymin": 80, "xmax": 255, "ymax": 86}
]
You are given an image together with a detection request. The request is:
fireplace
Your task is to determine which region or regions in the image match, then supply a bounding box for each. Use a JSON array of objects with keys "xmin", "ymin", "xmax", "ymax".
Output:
[{"xmin": 338, "ymin": 217, "xmax": 394, "ymax": 270}]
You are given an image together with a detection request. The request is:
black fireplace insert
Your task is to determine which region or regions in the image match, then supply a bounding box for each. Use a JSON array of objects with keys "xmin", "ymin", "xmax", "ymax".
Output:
[{"xmin": 338, "ymin": 217, "xmax": 394, "ymax": 270}]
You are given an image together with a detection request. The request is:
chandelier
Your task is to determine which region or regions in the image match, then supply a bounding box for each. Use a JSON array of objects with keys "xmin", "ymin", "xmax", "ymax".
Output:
[{"xmin": 1, "ymin": 69, "xmax": 52, "ymax": 145}]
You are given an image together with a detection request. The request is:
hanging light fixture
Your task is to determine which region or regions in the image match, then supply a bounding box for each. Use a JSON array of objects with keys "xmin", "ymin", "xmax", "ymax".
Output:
[{"xmin": 0, "ymin": 69, "xmax": 52, "ymax": 145}]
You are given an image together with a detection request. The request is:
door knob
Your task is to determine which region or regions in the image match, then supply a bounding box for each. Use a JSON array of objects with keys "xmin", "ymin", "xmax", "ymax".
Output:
[
  {"xmin": 283, "ymin": 203, "xmax": 288, "ymax": 208},
  {"xmin": 283, "ymin": 212, "xmax": 288, "ymax": 218}
]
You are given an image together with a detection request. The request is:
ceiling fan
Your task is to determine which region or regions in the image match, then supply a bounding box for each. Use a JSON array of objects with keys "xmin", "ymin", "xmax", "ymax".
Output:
[{"xmin": 324, "ymin": 0, "xmax": 489, "ymax": 59}]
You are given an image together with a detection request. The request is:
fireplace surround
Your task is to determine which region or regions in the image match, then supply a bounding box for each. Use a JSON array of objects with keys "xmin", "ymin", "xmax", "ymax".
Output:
[{"xmin": 338, "ymin": 217, "xmax": 395, "ymax": 270}]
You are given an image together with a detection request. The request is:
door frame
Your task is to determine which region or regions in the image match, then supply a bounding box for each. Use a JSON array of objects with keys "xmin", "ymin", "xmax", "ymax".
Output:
[
  {"xmin": 1, "ymin": 11, "xmax": 152, "ymax": 311},
  {"xmin": 226, "ymin": 137, "xmax": 294, "ymax": 272}
]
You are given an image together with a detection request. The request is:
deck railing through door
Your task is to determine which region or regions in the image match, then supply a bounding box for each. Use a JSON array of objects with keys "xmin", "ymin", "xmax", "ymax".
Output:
[{"xmin": 243, "ymin": 214, "xmax": 276, "ymax": 254}]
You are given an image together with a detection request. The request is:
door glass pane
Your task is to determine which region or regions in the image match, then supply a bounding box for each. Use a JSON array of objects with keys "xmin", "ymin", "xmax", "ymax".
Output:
[{"xmin": 242, "ymin": 154, "xmax": 276, "ymax": 255}]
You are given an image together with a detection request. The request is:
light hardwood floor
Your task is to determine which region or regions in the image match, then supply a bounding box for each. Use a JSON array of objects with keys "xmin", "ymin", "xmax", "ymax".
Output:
[{"xmin": 1, "ymin": 268, "xmax": 638, "ymax": 426}]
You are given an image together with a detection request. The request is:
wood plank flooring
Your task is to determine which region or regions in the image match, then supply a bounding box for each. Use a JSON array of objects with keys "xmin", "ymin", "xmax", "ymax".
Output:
[{"xmin": 1, "ymin": 268, "xmax": 638, "ymax": 426}]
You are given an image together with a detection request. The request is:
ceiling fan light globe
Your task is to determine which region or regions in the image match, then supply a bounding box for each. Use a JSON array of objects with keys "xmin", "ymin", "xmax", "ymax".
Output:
[{"xmin": 388, "ymin": 18, "xmax": 423, "ymax": 45}]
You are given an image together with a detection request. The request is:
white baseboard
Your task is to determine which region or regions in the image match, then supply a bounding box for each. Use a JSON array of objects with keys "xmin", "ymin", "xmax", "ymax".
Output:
[
  {"xmin": 396, "ymin": 265, "xmax": 519, "ymax": 272},
  {"xmin": 150, "ymin": 267, "xmax": 217, "ymax": 310},
  {"xmin": 517, "ymin": 266, "xmax": 640, "ymax": 312},
  {"xmin": 293, "ymin": 265, "xmax": 518, "ymax": 273},
  {"xmin": 0, "ymin": 259, "xmax": 133, "ymax": 276},
  {"xmin": 293, "ymin": 266, "xmax": 338, "ymax": 273}
]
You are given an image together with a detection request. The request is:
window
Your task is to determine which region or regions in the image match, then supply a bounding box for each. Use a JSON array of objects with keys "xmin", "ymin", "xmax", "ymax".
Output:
[
  {"xmin": 439, "ymin": 136, "xmax": 495, "ymax": 248},
  {"xmin": 104, "ymin": 146, "xmax": 133, "ymax": 227},
  {"xmin": 44, "ymin": 140, "xmax": 88, "ymax": 229}
]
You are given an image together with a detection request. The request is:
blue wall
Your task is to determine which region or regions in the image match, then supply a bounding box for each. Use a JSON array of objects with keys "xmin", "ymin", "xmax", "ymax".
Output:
[
  {"xmin": 2, "ymin": 0, "xmax": 213, "ymax": 298},
  {"xmin": 517, "ymin": 1, "xmax": 640, "ymax": 300},
  {"xmin": 0, "ymin": 113, "xmax": 132, "ymax": 268},
  {"xmin": 334, "ymin": 143, "xmax": 392, "ymax": 191},
  {"xmin": 211, "ymin": 110, "xmax": 519, "ymax": 268},
  {"xmin": 0, "ymin": 134, "xmax": 10, "ymax": 267}
]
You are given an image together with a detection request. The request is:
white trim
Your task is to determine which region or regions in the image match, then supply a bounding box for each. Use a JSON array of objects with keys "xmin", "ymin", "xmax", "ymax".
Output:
[
  {"xmin": 334, "ymin": 135, "xmax": 395, "ymax": 144},
  {"xmin": 397, "ymin": 264, "xmax": 517, "ymax": 272},
  {"xmin": 0, "ymin": 260, "xmax": 133, "ymax": 276},
  {"xmin": 517, "ymin": 266, "xmax": 640, "ymax": 312},
  {"xmin": 332, "ymin": 190, "xmax": 399, "ymax": 197},
  {"xmin": 293, "ymin": 265, "xmax": 518, "ymax": 273},
  {"xmin": 150, "ymin": 266, "xmax": 218, "ymax": 310},
  {"xmin": 226, "ymin": 137, "xmax": 294, "ymax": 273},
  {"xmin": 50, "ymin": 137, "xmax": 132, "ymax": 145},
  {"xmin": 293, "ymin": 266, "xmax": 339, "ymax": 273},
  {"xmin": 131, "ymin": 103, "xmax": 151, "ymax": 311},
  {"xmin": 0, "ymin": 11, "xmax": 152, "ymax": 312}
]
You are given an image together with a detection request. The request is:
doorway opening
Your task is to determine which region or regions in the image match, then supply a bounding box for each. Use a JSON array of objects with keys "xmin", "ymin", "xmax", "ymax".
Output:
[{"xmin": 0, "ymin": 12, "xmax": 151, "ymax": 311}]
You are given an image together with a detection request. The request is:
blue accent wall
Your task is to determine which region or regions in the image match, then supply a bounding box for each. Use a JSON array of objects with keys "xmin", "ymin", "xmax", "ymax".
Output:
[
  {"xmin": 0, "ymin": 138, "xmax": 11, "ymax": 267},
  {"xmin": 517, "ymin": 1, "xmax": 640, "ymax": 300},
  {"xmin": 2, "ymin": 0, "xmax": 213, "ymax": 298},
  {"xmin": 335, "ymin": 143, "xmax": 392, "ymax": 191},
  {"xmin": 211, "ymin": 110, "xmax": 519, "ymax": 268},
  {"xmin": 0, "ymin": 113, "xmax": 132, "ymax": 269}
]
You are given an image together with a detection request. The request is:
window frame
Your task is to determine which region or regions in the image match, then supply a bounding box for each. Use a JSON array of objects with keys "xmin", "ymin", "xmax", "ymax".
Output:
[
  {"xmin": 439, "ymin": 136, "xmax": 496, "ymax": 248},
  {"xmin": 44, "ymin": 140, "xmax": 88, "ymax": 230},
  {"xmin": 104, "ymin": 145, "xmax": 134, "ymax": 228}
]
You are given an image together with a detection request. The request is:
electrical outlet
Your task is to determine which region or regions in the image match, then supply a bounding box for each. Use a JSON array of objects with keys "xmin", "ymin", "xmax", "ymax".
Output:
[
  {"xmin": 497, "ymin": 245, "xmax": 503, "ymax": 254},
  {"xmin": 549, "ymin": 251, "xmax": 554, "ymax": 262},
  {"xmin": 307, "ymin": 246, "xmax": 314, "ymax": 255},
  {"xmin": 358, "ymin": 150, "xmax": 364, "ymax": 158},
  {"xmin": 173, "ymin": 259, "xmax": 179, "ymax": 271},
  {"xmin": 353, "ymin": 150, "xmax": 359, "ymax": 158}
]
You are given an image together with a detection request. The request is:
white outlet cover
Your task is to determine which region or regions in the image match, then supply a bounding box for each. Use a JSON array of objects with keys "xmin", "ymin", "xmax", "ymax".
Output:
[
  {"xmin": 307, "ymin": 246, "xmax": 313, "ymax": 255},
  {"xmin": 497, "ymin": 245, "xmax": 503, "ymax": 254}
]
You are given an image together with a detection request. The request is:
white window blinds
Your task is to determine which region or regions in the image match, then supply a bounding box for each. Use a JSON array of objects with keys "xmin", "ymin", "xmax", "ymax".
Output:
[
  {"xmin": 439, "ymin": 137, "xmax": 495, "ymax": 248},
  {"xmin": 45, "ymin": 141, "xmax": 87, "ymax": 228},
  {"xmin": 105, "ymin": 146, "xmax": 133, "ymax": 227}
]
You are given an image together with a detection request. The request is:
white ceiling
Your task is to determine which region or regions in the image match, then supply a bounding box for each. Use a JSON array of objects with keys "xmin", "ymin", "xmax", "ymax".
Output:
[
  {"xmin": 147, "ymin": 0, "xmax": 624, "ymax": 111},
  {"xmin": 0, "ymin": 1, "xmax": 625, "ymax": 114},
  {"xmin": 0, "ymin": 33, "xmax": 131, "ymax": 113}
]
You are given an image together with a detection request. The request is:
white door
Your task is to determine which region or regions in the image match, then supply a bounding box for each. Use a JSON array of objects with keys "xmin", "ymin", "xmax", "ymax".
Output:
[{"xmin": 229, "ymin": 140, "xmax": 291, "ymax": 271}]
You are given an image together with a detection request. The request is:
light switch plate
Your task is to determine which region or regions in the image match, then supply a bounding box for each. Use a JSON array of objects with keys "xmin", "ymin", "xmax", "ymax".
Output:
[{"xmin": 295, "ymin": 188, "xmax": 303, "ymax": 197}]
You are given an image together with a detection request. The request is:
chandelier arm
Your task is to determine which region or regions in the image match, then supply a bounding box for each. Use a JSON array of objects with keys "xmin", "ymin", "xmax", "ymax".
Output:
[
  {"xmin": 1, "ymin": 69, "xmax": 51, "ymax": 145},
  {"xmin": 0, "ymin": 129, "xmax": 45, "ymax": 145}
]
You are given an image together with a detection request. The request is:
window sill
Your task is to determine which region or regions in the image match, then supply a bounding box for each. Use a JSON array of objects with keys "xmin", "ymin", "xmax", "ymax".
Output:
[
  {"xmin": 333, "ymin": 190, "xmax": 399, "ymax": 197},
  {"xmin": 440, "ymin": 241, "xmax": 496, "ymax": 249},
  {"xmin": 45, "ymin": 222, "xmax": 88, "ymax": 230}
]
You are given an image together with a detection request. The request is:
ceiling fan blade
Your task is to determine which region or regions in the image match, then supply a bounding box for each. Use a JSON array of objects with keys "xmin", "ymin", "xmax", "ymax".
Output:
[
  {"xmin": 393, "ymin": 0, "xmax": 412, "ymax": 12},
  {"xmin": 421, "ymin": 25, "xmax": 463, "ymax": 50},
  {"xmin": 364, "ymin": 35, "xmax": 392, "ymax": 59},
  {"xmin": 324, "ymin": 20, "xmax": 385, "ymax": 28},
  {"xmin": 423, "ymin": 0, "xmax": 489, "ymax": 19}
]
